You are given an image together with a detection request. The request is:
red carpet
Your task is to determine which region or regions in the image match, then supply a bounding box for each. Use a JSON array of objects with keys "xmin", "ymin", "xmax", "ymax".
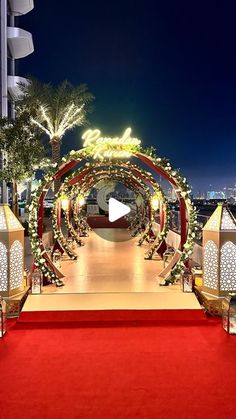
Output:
[
  {"xmin": 87, "ymin": 215, "xmax": 129, "ymax": 228},
  {"xmin": 0, "ymin": 314, "xmax": 235, "ymax": 419},
  {"xmin": 19, "ymin": 308, "xmax": 205, "ymax": 323}
]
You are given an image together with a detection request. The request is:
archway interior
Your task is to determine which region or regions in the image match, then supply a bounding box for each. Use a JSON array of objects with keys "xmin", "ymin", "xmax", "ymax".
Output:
[{"xmin": 56, "ymin": 161, "xmax": 166, "ymax": 245}]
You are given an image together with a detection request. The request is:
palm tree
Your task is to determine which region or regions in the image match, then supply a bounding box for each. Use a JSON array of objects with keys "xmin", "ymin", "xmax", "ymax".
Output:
[{"xmin": 18, "ymin": 79, "xmax": 94, "ymax": 192}]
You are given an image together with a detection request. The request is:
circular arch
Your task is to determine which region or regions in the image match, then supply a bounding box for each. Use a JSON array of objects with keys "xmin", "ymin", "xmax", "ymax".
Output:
[
  {"xmin": 60, "ymin": 163, "xmax": 169, "ymax": 252},
  {"xmin": 53, "ymin": 167, "xmax": 153, "ymax": 257}
]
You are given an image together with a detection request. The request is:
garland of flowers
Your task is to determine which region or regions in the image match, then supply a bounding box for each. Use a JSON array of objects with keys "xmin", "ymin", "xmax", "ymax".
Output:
[
  {"xmin": 138, "ymin": 218, "xmax": 153, "ymax": 245},
  {"xmin": 28, "ymin": 173, "xmax": 64, "ymax": 286},
  {"xmin": 28, "ymin": 149, "xmax": 84, "ymax": 283},
  {"xmin": 138, "ymin": 187, "xmax": 168, "ymax": 247},
  {"xmin": 144, "ymin": 202, "xmax": 171, "ymax": 259},
  {"xmin": 138, "ymin": 148, "xmax": 198, "ymax": 284},
  {"xmin": 63, "ymin": 207, "xmax": 85, "ymax": 246},
  {"xmin": 55, "ymin": 179, "xmax": 87, "ymax": 246},
  {"xmin": 72, "ymin": 201, "xmax": 90, "ymax": 236},
  {"xmin": 51, "ymin": 196, "xmax": 78, "ymax": 260},
  {"xmin": 130, "ymin": 209, "xmax": 147, "ymax": 236}
]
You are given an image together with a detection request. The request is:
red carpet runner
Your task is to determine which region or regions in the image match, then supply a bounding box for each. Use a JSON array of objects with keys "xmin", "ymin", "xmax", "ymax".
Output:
[
  {"xmin": 0, "ymin": 312, "xmax": 235, "ymax": 419},
  {"xmin": 18, "ymin": 308, "xmax": 205, "ymax": 323}
]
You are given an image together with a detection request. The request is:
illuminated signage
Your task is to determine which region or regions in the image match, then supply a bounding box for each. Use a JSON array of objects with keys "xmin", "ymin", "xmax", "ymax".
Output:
[{"xmin": 82, "ymin": 127, "xmax": 141, "ymax": 159}]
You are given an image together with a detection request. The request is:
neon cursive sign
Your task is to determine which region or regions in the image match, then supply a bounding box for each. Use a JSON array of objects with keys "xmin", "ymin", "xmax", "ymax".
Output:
[{"xmin": 82, "ymin": 127, "xmax": 141, "ymax": 160}]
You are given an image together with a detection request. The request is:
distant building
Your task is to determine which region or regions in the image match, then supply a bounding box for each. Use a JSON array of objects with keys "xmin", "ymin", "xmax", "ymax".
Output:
[
  {"xmin": 207, "ymin": 191, "xmax": 225, "ymax": 200},
  {"xmin": 194, "ymin": 190, "xmax": 206, "ymax": 199},
  {"xmin": 223, "ymin": 186, "xmax": 236, "ymax": 200}
]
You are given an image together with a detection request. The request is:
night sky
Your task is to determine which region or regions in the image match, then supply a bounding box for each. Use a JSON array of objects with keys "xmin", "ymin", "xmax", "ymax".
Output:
[{"xmin": 19, "ymin": 1, "xmax": 236, "ymax": 194}]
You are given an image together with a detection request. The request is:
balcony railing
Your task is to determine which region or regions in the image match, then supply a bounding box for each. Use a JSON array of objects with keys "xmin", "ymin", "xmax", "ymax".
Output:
[{"xmin": 167, "ymin": 210, "xmax": 209, "ymax": 244}]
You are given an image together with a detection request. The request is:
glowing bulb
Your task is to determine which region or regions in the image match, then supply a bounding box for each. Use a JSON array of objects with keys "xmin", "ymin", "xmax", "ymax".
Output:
[
  {"xmin": 151, "ymin": 193, "xmax": 161, "ymax": 211},
  {"xmin": 60, "ymin": 194, "xmax": 69, "ymax": 211},
  {"xmin": 77, "ymin": 195, "xmax": 85, "ymax": 206}
]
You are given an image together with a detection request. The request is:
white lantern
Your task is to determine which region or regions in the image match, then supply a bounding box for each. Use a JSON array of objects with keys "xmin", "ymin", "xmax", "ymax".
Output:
[
  {"xmin": 181, "ymin": 271, "xmax": 193, "ymax": 293},
  {"xmin": 31, "ymin": 268, "xmax": 42, "ymax": 294},
  {"xmin": 202, "ymin": 204, "xmax": 236, "ymax": 297},
  {"xmin": 53, "ymin": 249, "xmax": 61, "ymax": 268},
  {"xmin": 0, "ymin": 204, "xmax": 24, "ymax": 297}
]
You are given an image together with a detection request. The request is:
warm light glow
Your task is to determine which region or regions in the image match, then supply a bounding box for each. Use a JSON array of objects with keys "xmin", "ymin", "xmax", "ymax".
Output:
[
  {"xmin": 0, "ymin": 205, "xmax": 23, "ymax": 231},
  {"xmin": 220, "ymin": 241, "xmax": 236, "ymax": 291},
  {"xmin": 32, "ymin": 103, "xmax": 85, "ymax": 139},
  {"xmin": 60, "ymin": 194, "xmax": 69, "ymax": 211},
  {"xmin": 203, "ymin": 205, "xmax": 222, "ymax": 231},
  {"xmin": 82, "ymin": 127, "xmax": 141, "ymax": 159},
  {"xmin": 203, "ymin": 240, "xmax": 218, "ymax": 290},
  {"xmin": 0, "ymin": 207, "xmax": 7, "ymax": 230},
  {"xmin": 5, "ymin": 206, "xmax": 22, "ymax": 229},
  {"xmin": 221, "ymin": 208, "xmax": 236, "ymax": 230},
  {"xmin": 151, "ymin": 193, "xmax": 161, "ymax": 210},
  {"xmin": 10, "ymin": 240, "xmax": 23, "ymax": 290},
  {"xmin": 0, "ymin": 242, "xmax": 7, "ymax": 292},
  {"xmin": 77, "ymin": 195, "xmax": 85, "ymax": 206}
]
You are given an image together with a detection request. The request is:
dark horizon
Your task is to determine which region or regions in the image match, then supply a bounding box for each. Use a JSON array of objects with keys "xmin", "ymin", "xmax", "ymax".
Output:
[{"xmin": 19, "ymin": 0, "xmax": 236, "ymax": 193}]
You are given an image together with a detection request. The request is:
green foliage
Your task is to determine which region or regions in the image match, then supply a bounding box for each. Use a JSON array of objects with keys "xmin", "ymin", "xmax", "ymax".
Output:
[{"xmin": 0, "ymin": 110, "xmax": 44, "ymax": 183}]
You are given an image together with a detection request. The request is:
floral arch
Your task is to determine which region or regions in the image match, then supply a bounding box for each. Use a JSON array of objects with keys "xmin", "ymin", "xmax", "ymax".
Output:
[{"xmin": 28, "ymin": 128, "xmax": 197, "ymax": 286}]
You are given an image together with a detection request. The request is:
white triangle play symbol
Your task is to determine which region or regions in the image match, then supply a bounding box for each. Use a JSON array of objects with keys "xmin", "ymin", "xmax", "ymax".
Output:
[{"xmin": 108, "ymin": 197, "xmax": 131, "ymax": 222}]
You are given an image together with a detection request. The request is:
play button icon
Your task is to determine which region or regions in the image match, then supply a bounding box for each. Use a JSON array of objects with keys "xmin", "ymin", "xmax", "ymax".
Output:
[
  {"xmin": 108, "ymin": 198, "xmax": 131, "ymax": 222},
  {"xmin": 90, "ymin": 196, "xmax": 136, "ymax": 242}
]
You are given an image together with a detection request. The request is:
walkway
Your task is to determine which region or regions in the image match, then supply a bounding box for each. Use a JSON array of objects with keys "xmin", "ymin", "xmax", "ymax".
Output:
[
  {"xmin": 43, "ymin": 228, "xmax": 169, "ymax": 294},
  {"xmin": 22, "ymin": 229, "xmax": 201, "ymax": 312}
]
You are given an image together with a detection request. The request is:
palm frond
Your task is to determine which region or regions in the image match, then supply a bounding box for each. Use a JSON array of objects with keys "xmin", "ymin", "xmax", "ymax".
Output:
[{"xmin": 17, "ymin": 78, "xmax": 94, "ymax": 142}]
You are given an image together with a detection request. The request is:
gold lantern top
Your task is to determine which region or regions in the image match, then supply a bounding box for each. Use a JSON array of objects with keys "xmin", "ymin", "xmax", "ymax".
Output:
[
  {"xmin": 203, "ymin": 203, "xmax": 236, "ymax": 233},
  {"xmin": 0, "ymin": 204, "xmax": 24, "ymax": 232}
]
